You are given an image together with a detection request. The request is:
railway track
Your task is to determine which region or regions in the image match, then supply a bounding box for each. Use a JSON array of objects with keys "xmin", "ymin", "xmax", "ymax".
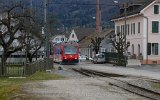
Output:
[{"xmin": 72, "ymin": 68, "xmax": 160, "ymax": 100}]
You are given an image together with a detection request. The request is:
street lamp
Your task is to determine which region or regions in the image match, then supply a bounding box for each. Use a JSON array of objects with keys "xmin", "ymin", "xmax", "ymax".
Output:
[
  {"xmin": 124, "ymin": 3, "xmax": 128, "ymax": 66},
  {"xmin": 44, "ymin": 0, "xmax": 50, "ymax": 70}
]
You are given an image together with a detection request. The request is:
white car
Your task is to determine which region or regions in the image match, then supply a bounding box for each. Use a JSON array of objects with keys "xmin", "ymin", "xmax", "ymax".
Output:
[
  {"xmin": 92, "ymin": 54, "xmax": 106, "ymax": 64},
  {"xmin": 79, "ymin": 55, "xmax": 87, "ymax": 61}
]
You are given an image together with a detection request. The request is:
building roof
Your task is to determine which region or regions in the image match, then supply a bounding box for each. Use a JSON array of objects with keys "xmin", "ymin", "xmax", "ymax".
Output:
[
  {"xmin": 65, "ymin": 28, "xmax": 95, "ymax": 42},
  {"xmin": 68, "ymin": 29, "xmax": 78, "ymax": 42},
  {"xmin": 79, "ymin": 28, "xmax": 114, "ymax": 47},
  {"xmin": 112, "ymin": 0, "xmax": 154, "ymax": 20}
]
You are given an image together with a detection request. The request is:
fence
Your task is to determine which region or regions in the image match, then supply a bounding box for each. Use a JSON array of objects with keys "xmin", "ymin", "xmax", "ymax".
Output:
[
  {"xmin": 6, "ymin": 63, "xmax": 24, "ymax": 77},
  {"xmin": 25, "ymin": 59, "xmax": 54, "ymax": 76},
  {"xmin": 103, "ymin": 52, "xmax": 125, "ymax": 64},
  {"xmin": 1, "ymin": 59, "xmax": 54, "ymax": 77}
]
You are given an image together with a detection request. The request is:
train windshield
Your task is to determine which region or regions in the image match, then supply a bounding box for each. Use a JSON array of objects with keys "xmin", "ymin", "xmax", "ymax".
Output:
[{"xmin": 64, "ymin": 46, "xmax": 78, "ymax": 54}]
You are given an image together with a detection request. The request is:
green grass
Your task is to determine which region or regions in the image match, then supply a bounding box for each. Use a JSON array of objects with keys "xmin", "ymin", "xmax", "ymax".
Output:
[
  {"xmin": 28, "ymin": 71, "xmax": 65, "ymax": 80},
  {"xmin": 152, "ymin": 83, "xmax": 160, "ymax": 89},
  {"xmin": 0, "ymin": 71, "xmax": 65, "ymax": 100}
]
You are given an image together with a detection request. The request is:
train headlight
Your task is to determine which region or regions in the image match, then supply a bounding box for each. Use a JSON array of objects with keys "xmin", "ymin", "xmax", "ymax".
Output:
[
  {"xmin": 75, "ymin": 57, "xmax": 77, "ymax": 59},
  {"xmin": 64, "ymin": 56, "xmax": 67, "ymax": 59}
]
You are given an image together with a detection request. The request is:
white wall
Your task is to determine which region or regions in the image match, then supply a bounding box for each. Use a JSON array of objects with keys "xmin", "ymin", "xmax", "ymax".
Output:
[{"xmin": 115, "ymin": 16, "xmax": 145, "ymax": 58}]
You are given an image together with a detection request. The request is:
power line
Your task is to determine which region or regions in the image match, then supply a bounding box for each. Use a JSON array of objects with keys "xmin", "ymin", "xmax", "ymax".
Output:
[
  {"xmin": 35, "ymin": 2, "xmax": 118, "ymax": 8},
  {"xmin": 47, "ymin": 2, "xmax": 116, "ymax": 6}
]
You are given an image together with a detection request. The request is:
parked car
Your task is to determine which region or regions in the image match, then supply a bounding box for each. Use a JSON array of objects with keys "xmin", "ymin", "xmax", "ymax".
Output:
[
  {"xmin": 79, "ymin": 55, "xmax": 87, "ymax": 61},
  {"xmin": 89, "ymin": 57, "xmax": 93, "ymax": 61},
  {"xmin": 92, "ymin": 53, "xmax": 106, "ymax": 64}
]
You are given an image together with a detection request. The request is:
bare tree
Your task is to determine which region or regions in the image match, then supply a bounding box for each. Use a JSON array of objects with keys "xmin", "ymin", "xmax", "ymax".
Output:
[
  {"xmin": 25, "ymin": 36, "xmax": 43, "ymax": 63},
  {"xmin": 0, "ymin": 3, "xmax": 32, "ymax": 75},
  {"xmin": 91, "ymin": 37, "xmax": 104, "ymax": 54},
  {"xmin": 110, "ymin": 32, "xmax": 130, "ymax": 66},
  {"xmin": 24, "ymin": 22, "xmax": 44, "ymax": 63}
]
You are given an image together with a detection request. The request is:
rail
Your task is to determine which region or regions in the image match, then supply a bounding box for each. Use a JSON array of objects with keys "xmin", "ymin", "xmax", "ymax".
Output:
[{"xmin": 72, "ymin": 68, "xmax": 160, "ymax": 100}]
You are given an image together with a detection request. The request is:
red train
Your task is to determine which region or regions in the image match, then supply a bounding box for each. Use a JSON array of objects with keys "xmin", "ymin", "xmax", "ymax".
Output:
[{"xmin": 53, "ymin": 42, "xmax": 80, "ymax": 64}]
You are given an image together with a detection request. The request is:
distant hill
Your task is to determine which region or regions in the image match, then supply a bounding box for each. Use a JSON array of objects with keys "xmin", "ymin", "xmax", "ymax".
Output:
[
  {"xmin": 45, "ymin": 0, "xmax": 127, "ymax": 28},
  {"xmin": 0, "ymin": 0, "xmax": 128, "ymax": 30}
]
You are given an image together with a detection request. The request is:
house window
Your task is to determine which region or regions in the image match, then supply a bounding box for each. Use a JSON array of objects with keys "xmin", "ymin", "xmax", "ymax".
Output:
[
  {"xmin": 128, "ymin": 24, "xmax": 130, "ymax": 35},
  {"xmin": 125, "ymin": 25, "xmax": 128, "ymax": 35},
  {"xmin": 152, "ymin": 21, "xmax": 159, "ymax": 33},
  {"xmin": 56, "ymin": 38, "xmax": 59, "ymax": 42},
  {"xmin": 138, "ymin": 44, "xmax": 140, "ymax": 56},
  {"xmin": 72, "ymin": 34, "xmax": 74, "ymax": 38},
  {"xmin": 123, "ymin": 25, "xmax": 125, "ymax": 34},
  {"xmin": 131, "ymin": 24, "xmax": 133, "ymax": 35},
  {"xmin": 132, "ymin": 44, "xmax": 134, "ymax": 55},
  {"xmin": 148, "ymin": 43, "xmax": 158, "ymax": 55},
  {"xmin": 154, "ymin": 5, "xmax": 159, "ymax": 14},
  {"xmin": 61, "ymin": 38, "xmax": 64, "ymax": 41},
  {"xmin": 116, "ymin": 26, "xmax": 120, "ymax": 34},
  {"xmin": 133, "ymin": 23, "xmax": 135, "ymax": 34},
  {"xmin": 152, "ymin": 43, "xmax": 159, "ymax": 55},
  {"xmin": 121, "ymin": 25, "xmax": 123, "ymax": 34},
  {"xmin": 101, "ymin": 48, "xmax": 106, "ymax": 53},
  {"xmin": 138, "ymin": 22, "xmax": 140, "ymax": 33}
]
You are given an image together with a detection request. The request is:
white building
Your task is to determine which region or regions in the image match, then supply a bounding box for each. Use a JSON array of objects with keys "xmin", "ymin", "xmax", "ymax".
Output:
[
  {"xmin": 112, "ymin": 0, "xmax": 160, "ymax": 64},
  {"xmin": 68, "ymin": 29, "xmax": 78, "ymax": 42},
  {"xmin": 51, "ymin": 34, "xmax": 67, "ymax": 44}
]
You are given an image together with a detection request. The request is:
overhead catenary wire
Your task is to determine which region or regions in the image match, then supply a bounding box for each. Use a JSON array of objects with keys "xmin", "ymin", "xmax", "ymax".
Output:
[
  {"xmin": 47, "ymin": 2, "xmax": 117, "ymax": 6},
  {"xmin": 33, "ymin": 3, "xmax": 119, "ymax": 9}
]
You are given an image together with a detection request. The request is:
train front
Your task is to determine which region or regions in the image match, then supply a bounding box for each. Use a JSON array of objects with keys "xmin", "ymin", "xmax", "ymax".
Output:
[{"xmin": 62, "ymin": 44, "xmax": 79, "ymax": 64}]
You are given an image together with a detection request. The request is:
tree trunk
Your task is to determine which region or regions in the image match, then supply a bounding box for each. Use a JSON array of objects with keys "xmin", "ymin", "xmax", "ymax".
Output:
[
  {"xmin": 28, "ymin": 57, "xmax": 33, "ymax": 63},
  {"xmin": 1, "ymin": 53, "xmax": 8, "ymax": 76},
  {"xmin": 0, "ymin": 61, "xmax": 2, "ymax": 76},
  {"xmin": 95, "ymin": 49, "xmax": 99, "ymax": 54},
  {"xmin": 27, "ymin": 53, "xmax": 33, "ymax": 63},
  {"xmin": 117, "ymin": 52, "xmax": 124, "ymax": 66}
]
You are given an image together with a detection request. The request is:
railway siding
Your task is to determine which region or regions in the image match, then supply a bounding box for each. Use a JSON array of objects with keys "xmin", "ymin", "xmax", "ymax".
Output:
[
  {"xmin": 128, "ymin": 79, "xmax": 160, "ymax": 94},
  {"xmin": 72, "ymin": 68, "xmax": 160, "ymax": 100},
  {"xmin": 79, "ymin": 65, "xmax": 160, "ymax": 80}
]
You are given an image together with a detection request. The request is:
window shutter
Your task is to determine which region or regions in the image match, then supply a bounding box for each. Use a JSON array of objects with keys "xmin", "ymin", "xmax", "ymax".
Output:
[
  {"xmin": 133, "ymin": 23, "xmax": 135, "ymax": 34},
  {"xmin": 138, "ymin": 22, "xmax": 140, "ymax": 33},
  {"xmin": 128, "ymin": 24, "xmax": 130, "ymax": 35},
  {"xmin": 147, "ymin": 43, "xmax": 151, "ymax": 55},
  {"xmin": 156, "ymin": 22, "xmax": 159, "ymax": 33},
  {"xmin": 152, "ymin": 22, "xmax": 155, "ymax": 33}
]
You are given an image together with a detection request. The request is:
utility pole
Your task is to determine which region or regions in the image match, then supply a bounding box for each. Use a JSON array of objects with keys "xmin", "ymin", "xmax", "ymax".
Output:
[
  {"xmin": 44, "ymin": 0, "xmax": 50, "ymax": 70},
  {"xmin": 124, "ymin": 3, "xmax": 128, "ymax": 66},
  {"xmin": 30, "ymin": 0, "xmax": 32, "ymax": 10}
]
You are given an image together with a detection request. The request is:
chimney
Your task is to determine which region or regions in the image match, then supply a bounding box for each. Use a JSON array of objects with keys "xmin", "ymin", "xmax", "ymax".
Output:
[
  {"xmin": 96, "ymin": 0, "xmax": 101, "ymax": 34},
  {"xmin": 156, "ymin": 0, "xmax": 160, "ymax": 3}
]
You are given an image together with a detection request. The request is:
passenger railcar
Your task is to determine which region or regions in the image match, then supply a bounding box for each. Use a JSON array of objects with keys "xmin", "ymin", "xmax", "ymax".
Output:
[{"xmin": 53, "ymin": 42, "xmax": 80, "ymax": 64}]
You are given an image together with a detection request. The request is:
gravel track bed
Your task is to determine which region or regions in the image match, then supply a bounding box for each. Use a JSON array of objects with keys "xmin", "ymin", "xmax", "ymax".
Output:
[
  {"xmin": 22, "ymin": 62, "xmax": 156, "ymax": 100},
  {"xmin": 128, "ymin": 79, "xmax": 160, "ymax": 94},
  {"xmin": 23, "ymin": 78, "xmax": 148, "ymax": 100}
]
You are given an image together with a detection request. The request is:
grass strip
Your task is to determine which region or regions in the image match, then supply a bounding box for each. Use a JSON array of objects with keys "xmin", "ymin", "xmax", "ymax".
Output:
[
  {"xmin": 0, "ymin": 71, "xmax": 65, "ymax": 100},
  {"xmin": 152, "ymin": 83, "xmax": 160, "ymax": 89}
]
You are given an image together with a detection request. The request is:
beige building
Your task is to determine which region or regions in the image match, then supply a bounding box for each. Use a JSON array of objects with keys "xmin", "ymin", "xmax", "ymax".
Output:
[
  {"xmin": 113, "ymin": 0, "xmax": 160, "ymax": 64},
  {"xmin": 79, "ymin": 28, "xmax": 114, "ymax": 58}
]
